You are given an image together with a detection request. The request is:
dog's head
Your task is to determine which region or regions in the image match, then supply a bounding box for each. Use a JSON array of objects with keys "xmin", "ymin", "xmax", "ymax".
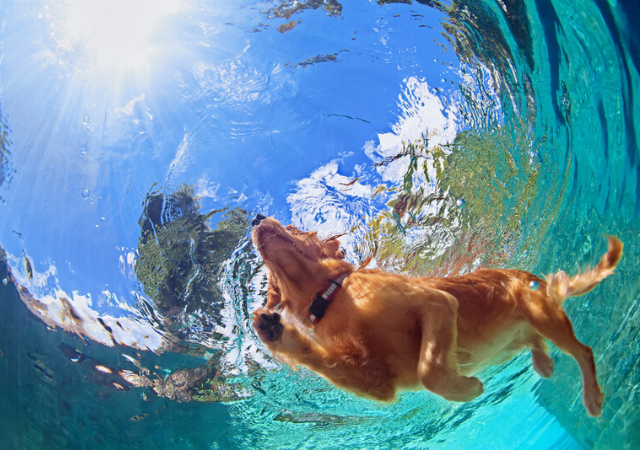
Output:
[{"xmin": 251, "ymin": 215, "xmax": 351, "ymax": 314}]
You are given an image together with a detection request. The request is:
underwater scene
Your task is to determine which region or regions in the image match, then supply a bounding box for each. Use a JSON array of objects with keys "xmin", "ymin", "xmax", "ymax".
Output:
[{"xmin": 0, "ymin": 0, "xmax": 638, "ymax": 448}]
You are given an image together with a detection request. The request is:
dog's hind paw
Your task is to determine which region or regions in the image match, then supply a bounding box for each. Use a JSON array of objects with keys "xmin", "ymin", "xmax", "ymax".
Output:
[
  {"xmin": 253, "ymin": 310, "xmax": 284, "ymax": 342},
  {"xmin": 584, "ymin": 388, "xmax": 604, "ymax": 417},
  {"xmin": 426, "ymin": 374, "xmax": 484, "ymax": 402}
]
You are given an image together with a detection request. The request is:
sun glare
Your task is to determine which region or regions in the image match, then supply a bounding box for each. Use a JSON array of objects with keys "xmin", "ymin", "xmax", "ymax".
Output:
[{"xmin": 63, "ymin": 0, "xmax": 181, "ymax": 71}]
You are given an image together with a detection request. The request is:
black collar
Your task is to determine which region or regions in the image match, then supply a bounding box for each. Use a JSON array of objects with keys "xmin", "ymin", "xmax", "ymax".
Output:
[{"xmin": 308, "ymin": 274, "xmax": 348, "ymax": 325}]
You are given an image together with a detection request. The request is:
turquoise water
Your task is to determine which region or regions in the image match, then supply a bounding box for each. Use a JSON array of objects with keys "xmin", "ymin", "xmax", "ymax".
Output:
[{"xmin": 0, "ymin": 0, "xmax": 638, "ymax": 448}]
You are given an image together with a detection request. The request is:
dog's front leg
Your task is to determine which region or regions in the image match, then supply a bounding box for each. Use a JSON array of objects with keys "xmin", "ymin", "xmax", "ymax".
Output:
[
  {"xmin": 417, "ymin": 289, "xmax": 484, "ymax": 402},
  {"xmin": 253, "ymin": 308, "xmax": 396, "ymax": 401},
  {"xmin": 253, "ymin": 308, "xmax": 330, "ymax": 371}
]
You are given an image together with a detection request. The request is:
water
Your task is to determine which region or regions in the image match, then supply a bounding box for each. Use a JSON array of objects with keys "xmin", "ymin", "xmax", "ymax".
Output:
[{"xmin": 0, "ymin": 0, "xmax": 638, "ymax": 448}]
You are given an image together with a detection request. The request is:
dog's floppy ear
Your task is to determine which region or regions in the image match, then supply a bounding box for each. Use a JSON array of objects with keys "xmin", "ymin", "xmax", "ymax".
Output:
[
  {"xmin": 286, "ymin": 224, "xmax": 304, "ymax": 235},
  {"xmin": 266, "ymin": 275, "xmax": 283, "ymax": 309},
  {"xmin": 277, "ymin": 354, "xmax": 298, "ymax": 371},
  {"xmin": 322, "ymin": 237, "xmax": 345, "ymax": 260}
]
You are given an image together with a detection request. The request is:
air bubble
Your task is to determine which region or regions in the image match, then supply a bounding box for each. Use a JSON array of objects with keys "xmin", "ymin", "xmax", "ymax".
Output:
[
  {"xmin": 2, "ymin": 278, "xmax": 8, "ymax": 285},
  {"xmin": 529, "ymin": 280, "xmax": 539, "ymax": 291},
  {"xmin": 456, "ymin": 198, "xmax": 466, "ymax": 209},
  {"xmin": 82, "ymin": 115, "xmax": 90, "ymax": 124},
  {"xmin": 82, "ymin": 189, "xmax": 90, "ymax": 198}
]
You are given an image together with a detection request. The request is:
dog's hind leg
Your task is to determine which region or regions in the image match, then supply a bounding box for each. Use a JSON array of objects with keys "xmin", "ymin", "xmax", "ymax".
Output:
[
  {"xmin": 530, "ymin": 339, "xmax": 554, "ymax": 378},
  {"xmin": 526, "ymin": 236, "xmax": 621, "ymax": 416},
  {"xmin": 416, "ymin": 289, "xmax": 484, "ymax": 402},
  {"xmin": 523, "ymin": 300, "xmax": 603, "ymax": 416}
]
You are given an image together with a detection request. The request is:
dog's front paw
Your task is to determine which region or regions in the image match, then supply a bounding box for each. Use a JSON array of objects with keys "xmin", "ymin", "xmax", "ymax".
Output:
[
  {"xmin": 453, "ymin": 376, "xmax": 484, "ymax": 402},
  {"xmin": 531, "ymin": 349, "xmax": 554, "ymax": 378},
  {"xmin": 253, "ymin": 309, "xmax": 284, "ymax": 343}
]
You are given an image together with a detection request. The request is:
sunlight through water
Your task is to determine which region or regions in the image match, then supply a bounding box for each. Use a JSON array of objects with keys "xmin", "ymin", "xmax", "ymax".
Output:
[{"xmin": 55, "ymin": 0, "xmax": 182, "ymax": 72}]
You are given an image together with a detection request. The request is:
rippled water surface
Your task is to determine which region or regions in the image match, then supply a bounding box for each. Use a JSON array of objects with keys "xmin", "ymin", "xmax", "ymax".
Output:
[{"xmin": 1, "ymin": 0, "xmax": 639, "ymax": 448}]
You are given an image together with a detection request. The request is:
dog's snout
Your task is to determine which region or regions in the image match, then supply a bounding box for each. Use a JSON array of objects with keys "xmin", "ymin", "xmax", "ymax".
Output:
[{"xmin": 252, "ymin": 214, "xmax": 267, "ymax": 227}]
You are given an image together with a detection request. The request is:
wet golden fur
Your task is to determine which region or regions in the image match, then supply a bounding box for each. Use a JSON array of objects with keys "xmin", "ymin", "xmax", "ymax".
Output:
[{"xmin": 252, "ymin": 217, "xmax": 622, "ymax": 417}]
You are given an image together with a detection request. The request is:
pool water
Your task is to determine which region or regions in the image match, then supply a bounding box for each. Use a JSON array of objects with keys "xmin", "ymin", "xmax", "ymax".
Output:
[{"xmin": 0, "ymin": 0, "xmax": 639, "ymax": 448}]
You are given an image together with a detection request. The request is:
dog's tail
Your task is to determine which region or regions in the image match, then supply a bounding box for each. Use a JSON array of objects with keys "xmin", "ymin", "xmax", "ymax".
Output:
[{"xmin": 545, "ymin": 235, "xmax": 623, "ymax": 306}]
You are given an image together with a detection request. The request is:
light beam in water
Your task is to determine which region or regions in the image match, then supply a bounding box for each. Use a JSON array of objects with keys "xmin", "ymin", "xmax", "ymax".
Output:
[{"xmin": 61, "ymin": 0, "xmax": 181, "ymax": 72}]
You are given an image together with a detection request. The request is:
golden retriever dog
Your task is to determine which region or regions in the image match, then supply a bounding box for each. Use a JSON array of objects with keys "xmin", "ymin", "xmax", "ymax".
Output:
[{"xmin": 251, "ymin": 215, "xmax": 622, "ymax": 417}]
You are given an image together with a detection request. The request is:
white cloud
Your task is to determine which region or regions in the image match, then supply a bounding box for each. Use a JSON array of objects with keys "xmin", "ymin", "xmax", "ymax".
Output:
[
  {"xmin": 288, "ymin": 160, "xmax": 373, "ymax": 237},
  {"xmin": 371, "ymin": 77, "xmax": 458, "ymax": 184},
  {"xmin": 287, "ymin": 77, "xmax": 461, "ymax": 260},
  {"xmin": 8, "ymin": 253, "xmax": 165, "ymax": 352},
  {"xmin": 393, "ymin": 77, "xmax": 459, "ymax": 149},
  {"xmin": 195, "ymin": 175, "xmax": 221, "ymax": 200}
]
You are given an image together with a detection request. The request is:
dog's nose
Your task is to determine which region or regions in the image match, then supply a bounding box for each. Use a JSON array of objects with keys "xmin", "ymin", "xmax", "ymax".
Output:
[{"xmin": 252, "ymin": 214, "xmax": 267, "ymax": 227}]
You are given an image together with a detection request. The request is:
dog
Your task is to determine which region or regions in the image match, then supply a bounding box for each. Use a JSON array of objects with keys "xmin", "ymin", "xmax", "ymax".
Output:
[{"xmin": 251, "ymin": 215, "xmax": 622, "ymax": 417}]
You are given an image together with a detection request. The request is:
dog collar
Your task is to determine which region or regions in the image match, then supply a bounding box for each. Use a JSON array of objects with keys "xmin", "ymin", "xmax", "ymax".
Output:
[{"xmin": 309, "ymin": 274, "xmax": 348, "ymax": 325}]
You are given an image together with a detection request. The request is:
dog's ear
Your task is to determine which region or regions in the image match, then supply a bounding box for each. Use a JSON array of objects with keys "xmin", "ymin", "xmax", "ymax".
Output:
[
  {"xmin": 277, "ymin": 354, "xmax": 298, "ymax": 371},
  {"xmin": 286, "ymin": 225, "xmax": 303, "ymax": 235},
  {"xmin": 266, "ymin": 275, "xmax": 282, "ymax": 309},
  {"xmin": 322, "ymin": 238, "xmax": 345, "ymax": 260}
]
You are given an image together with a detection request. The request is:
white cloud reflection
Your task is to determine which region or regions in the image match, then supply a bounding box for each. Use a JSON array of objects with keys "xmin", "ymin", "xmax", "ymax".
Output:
[
  {"xmin": 367, "ymin": 77, "xmax": 458, "ymax": 183},
  {"xmin": 288, "ymin": 160, "xmax": 372, "ymax": 237},
  {"xmin": 7, "ymin": 252, "xmax": 165, "ymax": 352},
  {"xmin": 289, "ymin": 77, "xmax": 458, "ymax": 243}
]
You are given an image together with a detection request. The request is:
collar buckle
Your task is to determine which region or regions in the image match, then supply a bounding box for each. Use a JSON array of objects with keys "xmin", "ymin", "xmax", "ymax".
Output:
[{"xmin": 308, "ymin": 274, "xmax": 347, "ymax": 325}]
